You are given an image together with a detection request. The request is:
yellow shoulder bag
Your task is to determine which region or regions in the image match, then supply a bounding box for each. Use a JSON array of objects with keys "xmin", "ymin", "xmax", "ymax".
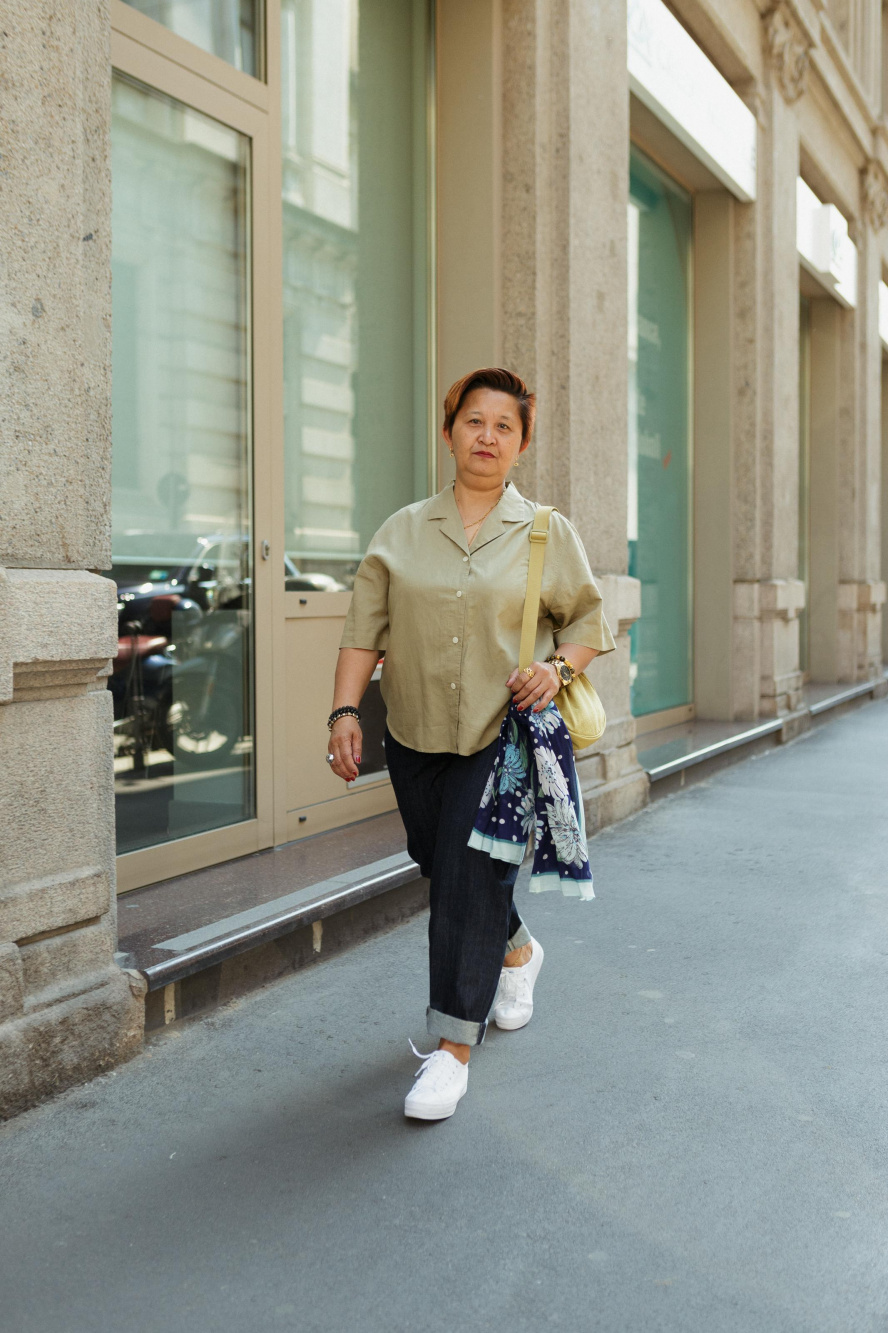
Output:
[{"xmin": 518, "ymin": 507, "xmax": 607, "ymax": 750}]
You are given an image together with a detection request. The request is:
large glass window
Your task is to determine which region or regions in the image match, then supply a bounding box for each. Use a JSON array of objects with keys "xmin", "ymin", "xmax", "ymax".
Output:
[
  {"xmin": 123, "ymin": 1, "xmax": 260, "ymax": 76},
  {"xmin": 628, "ymin": 148, "xmax": 693, "ymax": 717},
  {"xmin": 110, "ymin": 76, "xmax": 254, "ymax": 855},
  {"xmin": 280, "ymin": 0, "xmax": 431, "ymax": 591}
]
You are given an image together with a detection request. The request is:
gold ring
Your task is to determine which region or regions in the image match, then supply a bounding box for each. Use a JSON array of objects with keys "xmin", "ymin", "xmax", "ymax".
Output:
[{"xmin": 522, "ymin": 666, "xmax": 535, "ymax": 679}]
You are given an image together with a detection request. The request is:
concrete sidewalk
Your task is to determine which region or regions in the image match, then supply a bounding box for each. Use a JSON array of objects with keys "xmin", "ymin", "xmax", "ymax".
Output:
[{"xmin": 2, "ymin": 700, "xmax": 888, "ymax": 1333}]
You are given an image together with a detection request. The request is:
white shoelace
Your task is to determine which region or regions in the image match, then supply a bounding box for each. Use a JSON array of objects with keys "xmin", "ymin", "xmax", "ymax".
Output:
[
  {"xmin": 497, "ymin": 965, "xmax": 531, "ymax": 1005},
  {"xmin": 408, "ymin": 1039, "xmax": 460, "ymax": 1092}
]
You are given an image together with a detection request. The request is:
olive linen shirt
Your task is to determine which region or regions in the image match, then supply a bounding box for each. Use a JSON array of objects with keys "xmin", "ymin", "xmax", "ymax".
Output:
[{"xmin": 340, "ymin": 482, "xmax": 615, "ymax": 756}]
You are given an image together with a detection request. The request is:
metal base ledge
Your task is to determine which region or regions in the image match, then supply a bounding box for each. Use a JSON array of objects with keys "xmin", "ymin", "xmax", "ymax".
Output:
[
  {"xmin": 645, "ymin": 718, "xmax": 784, "ymax": 782},
  {"xmin": 141, "ymin": 855, "xmax": 421, "ymax": 990},
  {"xmin": 643, "ymin": 675, "xmax": 886, "ymax": 783},
  {"xmin": 808, "ymin": 678, "xmax": 885, "ymax": 716}
]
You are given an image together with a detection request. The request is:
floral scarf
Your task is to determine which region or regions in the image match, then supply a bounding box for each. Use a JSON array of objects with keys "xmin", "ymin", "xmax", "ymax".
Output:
[{"xmin": 468, "ymin": 698, "xmax": 594, "ymax": 899}]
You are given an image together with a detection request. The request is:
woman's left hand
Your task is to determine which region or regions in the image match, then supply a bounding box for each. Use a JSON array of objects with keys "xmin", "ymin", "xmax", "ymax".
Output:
[{"xmin": 506, "ymin": 660, "xmax": 560, "ymax": 712}]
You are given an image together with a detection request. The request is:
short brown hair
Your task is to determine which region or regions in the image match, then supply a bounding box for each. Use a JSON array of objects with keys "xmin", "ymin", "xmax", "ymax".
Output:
[{"xmin": 443, "ymin": 367, "xmax": 536, "ymax": 445}]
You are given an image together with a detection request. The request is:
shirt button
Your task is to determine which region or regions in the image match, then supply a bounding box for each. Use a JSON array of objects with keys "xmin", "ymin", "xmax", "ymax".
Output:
[
  {"xmin": 450, "ymin": 682, "xmax": 456, "ymax": 689},
  {"xmin": 452, "ymin": 636, "xmax": 459, "ymax": 643},
  {"xmin": 462, "ymin": 556, "xmax": 469, "ymax": 562},
  {"xmin": 456, "ymin": 591, "xmax": 462, "ymax": 598}
]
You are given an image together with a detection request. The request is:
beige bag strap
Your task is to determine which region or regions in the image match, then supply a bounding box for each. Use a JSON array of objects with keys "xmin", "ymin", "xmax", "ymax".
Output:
[{"xmin": 519, "ymin": 507, "xmax": 556, "ymax": 669}]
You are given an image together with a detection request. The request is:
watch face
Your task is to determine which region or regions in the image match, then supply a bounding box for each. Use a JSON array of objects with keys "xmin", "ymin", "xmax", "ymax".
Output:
[{"xmin": 557, "ymin": 663, "xmax": 572, "ymax": 684}]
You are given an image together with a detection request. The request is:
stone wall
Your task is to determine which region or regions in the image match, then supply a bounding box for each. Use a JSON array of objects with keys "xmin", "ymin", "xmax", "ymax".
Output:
[{"xmin": 0, "ymin": 0, "xmax": 144, "ymax": 1119}]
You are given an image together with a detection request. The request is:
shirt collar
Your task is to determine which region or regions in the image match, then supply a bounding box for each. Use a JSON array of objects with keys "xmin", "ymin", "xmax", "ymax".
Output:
[{"xmin": 427, "ymin": 481, "xmax": 530, "ymax": 555}]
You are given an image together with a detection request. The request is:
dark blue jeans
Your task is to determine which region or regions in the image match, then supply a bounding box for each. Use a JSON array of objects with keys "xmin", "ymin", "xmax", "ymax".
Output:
[{"xmin": 385, "ymin": 727, "xmax": 532, "ymax": 1045}]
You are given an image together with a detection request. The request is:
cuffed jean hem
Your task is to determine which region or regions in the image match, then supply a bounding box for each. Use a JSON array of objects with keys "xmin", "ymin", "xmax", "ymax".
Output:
[
  {"xmin": 507, "ymin": 921, "xmax": 532, "ymax": 952},
  {"xmin": 426, "ymin": 1006, "xmax": 488, "ymax": 1046}
]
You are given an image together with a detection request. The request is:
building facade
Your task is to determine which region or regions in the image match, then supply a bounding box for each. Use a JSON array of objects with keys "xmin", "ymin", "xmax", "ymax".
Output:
[{"xmin": 1, "ymin": 0, "xmax": 886, "ymax": 1115}]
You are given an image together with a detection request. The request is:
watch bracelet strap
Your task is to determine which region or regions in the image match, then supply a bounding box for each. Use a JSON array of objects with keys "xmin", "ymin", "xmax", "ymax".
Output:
[
  {"xmin": 548, "ymin": 653, "xmax": 575, "ymax": 681},
  {"xmin": 519, "ymin": 506, "xmax": 556, "ymax": 670}
]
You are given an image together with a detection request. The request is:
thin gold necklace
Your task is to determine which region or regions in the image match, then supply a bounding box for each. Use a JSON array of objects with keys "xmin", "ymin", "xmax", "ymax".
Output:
[{"xmin": 455, "ymin": 484, "xmax": 505, "ymax": 537}]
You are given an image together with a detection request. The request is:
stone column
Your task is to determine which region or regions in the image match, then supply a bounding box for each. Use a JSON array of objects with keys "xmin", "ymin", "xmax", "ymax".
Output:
[
  {"xmin": 731, "ymin": 3, "xmax": 809, "ymax": 719},
  {"xmin": 0, "ymin": 1, "xmax": 144, "ymax": 1118},
  {"xmin": 842, "ymin": 166, "xmax": 888, "ymax": 682},
  {"xmin": 500, "ymin": 0, "xmax": 647, "ymax": 829}
]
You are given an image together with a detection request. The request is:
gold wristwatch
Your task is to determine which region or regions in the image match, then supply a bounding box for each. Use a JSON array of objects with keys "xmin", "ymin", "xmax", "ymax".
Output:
[{"xmin": 546, "ymin": 654, "xmax": 577, "ymax": 687}]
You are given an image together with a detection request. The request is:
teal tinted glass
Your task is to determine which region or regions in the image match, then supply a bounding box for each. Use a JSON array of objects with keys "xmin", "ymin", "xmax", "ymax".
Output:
[
  {"xmin": 123, "ymin": 0, "xmax": 260, "ymax": 76},
  {"xmin": 798, "ymin": 297, "xmax": 811, "ymax": 675},
  {"xmin": 628, "ymin": 148, "xmax": 693, "ymax": 716},
  {"xmin": 110, "ymin": 76, "xmax": 254, "ymax": 854},
  {"xmin": 280, "ymin": 0, "xmax": 431, "ymax": 595}
]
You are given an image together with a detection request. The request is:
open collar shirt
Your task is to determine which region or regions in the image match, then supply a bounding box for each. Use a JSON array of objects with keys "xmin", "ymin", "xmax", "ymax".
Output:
[{"xmin": 340, "ymin": 482, "xmax": 615, "ymax": 756}]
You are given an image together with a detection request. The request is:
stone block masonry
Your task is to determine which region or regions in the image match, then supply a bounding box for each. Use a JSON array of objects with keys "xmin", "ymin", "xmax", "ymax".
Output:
[{"xmin": 0, "ymin": 0, "xmax": 144, "ymax": 1117}]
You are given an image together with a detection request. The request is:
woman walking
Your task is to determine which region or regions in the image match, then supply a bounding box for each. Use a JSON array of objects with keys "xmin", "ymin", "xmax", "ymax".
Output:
[{"xmin": 325, "ymin": 368, "xmax": 614, "ymax": 1120}]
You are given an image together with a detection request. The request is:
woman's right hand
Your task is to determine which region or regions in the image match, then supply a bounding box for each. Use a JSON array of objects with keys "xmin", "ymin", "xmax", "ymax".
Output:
[{"xmin": 327, "ymin": 717, "xmax": 363, "ymax": 783}]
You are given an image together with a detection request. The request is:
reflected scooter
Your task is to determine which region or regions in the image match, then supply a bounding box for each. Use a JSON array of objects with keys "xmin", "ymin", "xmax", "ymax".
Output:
[
  {"xmin": 113, "ymin": 588, "xmax": 249, "ymax": 772},
  {"xmin": 110, "ymin": 593, "xmax": 201, "ymax": 772},
  {"xmin": 162, "ymin": 600, "xmax": 249, "ymax": 771}
]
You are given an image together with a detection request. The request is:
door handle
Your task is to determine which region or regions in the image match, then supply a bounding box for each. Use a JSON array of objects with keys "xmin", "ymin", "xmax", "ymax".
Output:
[{"xmin": 260, "ymin": 539, "xmax": 270, "ymax": 561}]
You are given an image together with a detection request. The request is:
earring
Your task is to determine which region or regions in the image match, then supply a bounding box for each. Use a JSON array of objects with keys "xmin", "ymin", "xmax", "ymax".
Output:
[
  {"xmin": 513, "ymin": 457, "xmax": 521, "ymax": 468},
  {"xmin": 448, "ymin": 448, "xmax": 454, "ymax": 458}
]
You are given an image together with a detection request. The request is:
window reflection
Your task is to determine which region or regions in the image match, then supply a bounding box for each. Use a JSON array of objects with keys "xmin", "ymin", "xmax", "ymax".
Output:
[
  {"xmin": 281, "ymin": 0, "xmax": 430, "ymax": 590},
  {"xmin": 110, "ymin": 77, "xmax": 254, "ymax": 855},
  {"xmin": 123, "ymin": 0, "xmax": 260, "ymax": 76}
]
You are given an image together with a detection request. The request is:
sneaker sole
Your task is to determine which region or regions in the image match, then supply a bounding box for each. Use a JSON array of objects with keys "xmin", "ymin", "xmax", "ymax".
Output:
[
  {"xmin": 493, "ymin": 1009, "xmax": 532, "ymax": 1031},
  {"xmin": 404, "ymin": 1086, "xmax": 467, "ymax": 1121}
]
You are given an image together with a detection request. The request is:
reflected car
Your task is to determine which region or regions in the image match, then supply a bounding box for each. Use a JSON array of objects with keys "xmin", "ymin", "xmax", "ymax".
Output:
[{"xmin": 111, "ymin": 535, "xmax": 345, "ymax": 632}]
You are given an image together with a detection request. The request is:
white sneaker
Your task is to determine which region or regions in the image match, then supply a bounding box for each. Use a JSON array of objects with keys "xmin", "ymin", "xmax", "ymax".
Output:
[
  {"xmin": 492, "ymin": 938, "xmax": 544, "ymax": 1030},
  {"xmin": 404, "ymin": 1042, "xmax": 469, "ymax": 1121}
]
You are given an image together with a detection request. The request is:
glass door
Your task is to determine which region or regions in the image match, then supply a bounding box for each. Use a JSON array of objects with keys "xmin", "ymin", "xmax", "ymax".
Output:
[
  {"xmin": 110, "ymin": 0, "xmax": 434, "ymax": 880},
  {"xmin": 111, "ymin": 12, "xmax": 275, "ymax": 890},
  {"xmin": 111, "ymin": 76, "xmax": 254, "ymax": 855}
]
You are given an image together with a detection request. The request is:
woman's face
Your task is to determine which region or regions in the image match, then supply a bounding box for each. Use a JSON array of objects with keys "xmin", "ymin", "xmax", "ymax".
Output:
[{"xmin": 444, "ymin": 387, "xmax": 529, "ymax": 485}]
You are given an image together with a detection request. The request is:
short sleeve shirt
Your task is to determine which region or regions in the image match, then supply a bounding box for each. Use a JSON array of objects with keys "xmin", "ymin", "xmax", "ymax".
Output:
[{"xmin": 340, "ymin": 482, "xmax": 616, "ymax": 755}]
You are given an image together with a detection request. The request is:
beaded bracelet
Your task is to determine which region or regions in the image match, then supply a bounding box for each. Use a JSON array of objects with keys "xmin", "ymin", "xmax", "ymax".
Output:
[{"xmin": 328, "ymin": 705, "xmax": 361, "ymax": 730}]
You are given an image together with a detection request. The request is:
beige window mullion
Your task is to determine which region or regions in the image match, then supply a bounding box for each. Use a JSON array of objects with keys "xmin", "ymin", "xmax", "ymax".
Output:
[{"xmin": 259, "ymin": 0, "xmax": 293, "ymax": 850}]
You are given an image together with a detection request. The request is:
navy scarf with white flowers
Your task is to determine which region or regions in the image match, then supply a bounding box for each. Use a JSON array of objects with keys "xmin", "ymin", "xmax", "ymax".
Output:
[{"xmin": 468, "ymin": 699, "xmax": 594, "ymax": 899}]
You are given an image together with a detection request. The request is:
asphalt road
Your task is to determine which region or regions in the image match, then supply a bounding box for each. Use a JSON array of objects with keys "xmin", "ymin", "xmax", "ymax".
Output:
[{"xmin": 2, "ymin": 700, "xmax": 888, "ymax": 1333}]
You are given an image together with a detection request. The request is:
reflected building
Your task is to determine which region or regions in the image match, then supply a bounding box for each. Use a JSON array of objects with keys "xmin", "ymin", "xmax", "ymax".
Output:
[{"xmin": 281, "ymin": 0, "xmax": 361, "ymax": 576}]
